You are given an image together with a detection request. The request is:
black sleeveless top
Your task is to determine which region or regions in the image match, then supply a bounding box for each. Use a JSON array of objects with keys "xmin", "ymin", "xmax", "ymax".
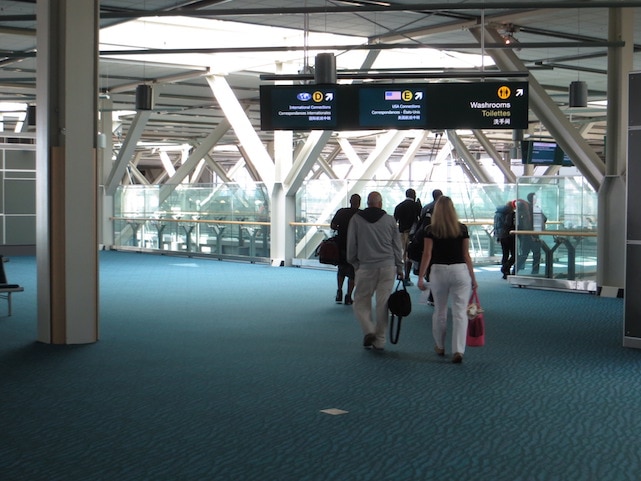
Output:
[{"xmin": 425, "ymin": 223, "xmax": 469, "ymax": 265}]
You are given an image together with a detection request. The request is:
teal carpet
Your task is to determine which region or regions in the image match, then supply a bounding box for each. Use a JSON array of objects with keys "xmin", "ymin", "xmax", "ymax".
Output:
[{"xmin": 0, "ymin": 251, "xmax": 637, "ymax": 481}]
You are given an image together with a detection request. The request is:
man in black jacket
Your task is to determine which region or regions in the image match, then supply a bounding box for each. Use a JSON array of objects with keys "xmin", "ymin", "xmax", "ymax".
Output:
[
  {"xmin": 330, "ymin": 194, "xmax": 361, "ymax": 304},
  {"xmin": 394, "ymin": 188, "xmax": 422, "ymax": 286}
]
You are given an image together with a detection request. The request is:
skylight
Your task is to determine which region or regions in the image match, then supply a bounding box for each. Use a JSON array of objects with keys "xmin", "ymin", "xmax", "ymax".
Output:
[{"xmin": 100, "ymin": 16, "xmax": 492, "ymax": 76}]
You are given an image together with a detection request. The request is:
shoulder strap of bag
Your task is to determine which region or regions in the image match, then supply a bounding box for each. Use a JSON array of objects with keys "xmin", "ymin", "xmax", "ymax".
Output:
[
  {"xmin": 389, "ymin": 313, "xmax": 400, "ymax": 344},
  {"xmin": 389, "ymin": 280, "xmax": 405, "ymax": 344},
  {"xmin": 472, "ymin": 288, "xmax": 481, "ymax": 306}
]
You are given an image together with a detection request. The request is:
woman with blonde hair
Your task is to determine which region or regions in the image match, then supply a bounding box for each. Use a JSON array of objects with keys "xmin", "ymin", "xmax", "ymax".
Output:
[{"xmin": 417, "ymin": 196, "xmax": 478, "ymax": 363}]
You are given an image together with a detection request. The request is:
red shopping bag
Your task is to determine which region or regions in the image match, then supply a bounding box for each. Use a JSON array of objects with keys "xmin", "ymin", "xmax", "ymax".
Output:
[{"xmin": 466, "ymin": 289, "xmax": 485, "ymax": 347}]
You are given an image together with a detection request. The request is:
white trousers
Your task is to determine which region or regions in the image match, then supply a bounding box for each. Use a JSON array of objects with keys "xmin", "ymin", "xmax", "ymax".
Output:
[
  {"xmin": 429, "ymin": 263, "xmax": 472, "ymax": 355},
  {"xmin": 353, "ymin": 266, "xmax": 397, "ymax": 348}
]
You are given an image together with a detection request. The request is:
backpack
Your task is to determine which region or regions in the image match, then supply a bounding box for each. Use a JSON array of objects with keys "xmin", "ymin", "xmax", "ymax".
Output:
[
  {"xmin": 406, "ymin": 228, "xmax": 424, "ymax": 263},
  {"xmin": 493, "ymin": 206, "xmax": 513, "ymax": 240},
  {"xmin": 407, "ymin": 210, "xmax": 432, "ymax": 262},
  {"xmin": 315, "ymin": 236, "xmax": 341, "ymax": 265}
]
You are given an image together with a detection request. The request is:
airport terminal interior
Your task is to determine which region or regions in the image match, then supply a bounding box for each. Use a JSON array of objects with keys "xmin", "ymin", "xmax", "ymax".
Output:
[
  {"xmin": 1, "ymin": 2, "xmax": 641, "ymax": 479},
  {"xmin": 1, "ymin": 1, "xmax": 634, "ymax": 288}
]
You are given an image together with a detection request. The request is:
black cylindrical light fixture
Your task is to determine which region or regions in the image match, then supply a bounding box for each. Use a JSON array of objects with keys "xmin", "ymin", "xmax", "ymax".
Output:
[
  {"xmin": 26, "ymin": 105, "xmax": 36, "ymax": 126},
  {"xmin": 314, "ymin": 53, "xmax": 336, "ymax": 84},
  {"xmin": 135, "ymin": 84, "xmax": 154, "ymax": 110},
  {"xmin": 569, "ymin": 80, "xmax": 588, "ymax": 108}
]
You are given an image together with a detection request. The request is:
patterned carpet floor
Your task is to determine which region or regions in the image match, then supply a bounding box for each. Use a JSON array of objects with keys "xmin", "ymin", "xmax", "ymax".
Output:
[{"xmin": 0, "ymin": 251, "xmax": 637, "ymax": 481}]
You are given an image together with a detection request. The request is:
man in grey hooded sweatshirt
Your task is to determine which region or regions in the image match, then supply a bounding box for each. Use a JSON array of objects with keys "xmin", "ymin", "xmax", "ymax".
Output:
[{"xmin": 346, "ymin": 191, "xmax": 404, "ymax": 351}]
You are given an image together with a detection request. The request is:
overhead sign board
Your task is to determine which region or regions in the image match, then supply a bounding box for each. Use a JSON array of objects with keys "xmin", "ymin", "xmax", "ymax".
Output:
[
  {"xmin": 357, "ymin": 86, "xmax": 427, "ymax": 129},
  {"xmin": 425, "ymin": 82, "xmax": 528, "ymax": 129},
  {"xmin": 260, "ymin": 81, "xmax": 528, "ymax": 131},
  {"xmin": 260, "ymin": 86, "xmax": 337, "ymax": 130}
]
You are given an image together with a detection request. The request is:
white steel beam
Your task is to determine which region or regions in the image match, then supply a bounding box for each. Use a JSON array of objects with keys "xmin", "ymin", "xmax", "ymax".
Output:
[
  {"xmin": 159, "ymin": 151, "xmax": 177, "ymax": 177},
  {"xmin": 336, "ymin": 137, "xmax": 364, "ymax": 168},
  {"xmin": 227, "ymin": 157, "xmax": 247, "ymax": 180},
  {"xmin": 314, "ymin": 145, "xmax": 341, "ymax": 180},
  {"xmin": 159, "ymin": 118, "xmax": 233, "ymax": 203},
  {"xmin": 473, "ymin": 130, "xmax": 517, "ymax": 183},
  {"xmin": 285, "ymin": 130, "xmax": 332, "ymax": 196},
  {"xmin": 206, "ymin": 74, "xmax": 274, "ymax": 187},
  {"xmin": 204, "ymin": 154, "xmax": 232, "ymax": 183},
  {"xmin": 128, "ymin": 163, "xmax": 150, "ymax": 185},
  {"xmin": 391, "ymin": 130, "xmax": 429, "ymax": 181},
  {"xmin": 447, "ymin": 130, "xmax": 493, "ymax": 184},
  {"xmin": 105, "ymin": 110, "xmax": 152, "ymax": 195}
]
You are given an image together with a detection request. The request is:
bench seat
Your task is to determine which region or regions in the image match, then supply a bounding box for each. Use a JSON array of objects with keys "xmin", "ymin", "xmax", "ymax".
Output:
[{"xmin": 0, "ymin": 284, "xmax": 24, "ymax": 316}]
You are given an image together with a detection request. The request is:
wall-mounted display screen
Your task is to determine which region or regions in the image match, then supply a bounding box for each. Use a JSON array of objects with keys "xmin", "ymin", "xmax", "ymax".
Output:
[
  {"xmin": 521, "ymin": 140, "xmax": 574, "ymax": 166},
  {"xmin": 523, "ymin": 140, "xmax": 558, "ymax": 164}
]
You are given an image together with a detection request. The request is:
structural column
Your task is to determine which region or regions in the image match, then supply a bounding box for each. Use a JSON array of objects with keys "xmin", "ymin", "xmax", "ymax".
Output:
[
  {"xmin": 36, "ymin": 0, "xmax": 99, "ymax": 344},
  {"xmin": 99, "ymin": 98, "xmax": 114, "ymax": 250},
  {"xmin": 598, "ymin": 8, "xmax": 632, "ymax": 297},
  {"xmin": 624, "ymin": 70, "xmax": 641, "ymax": 348},
  {"xmin": 270, "ymin": 130, "xmax": 295, "ymax": 267}
]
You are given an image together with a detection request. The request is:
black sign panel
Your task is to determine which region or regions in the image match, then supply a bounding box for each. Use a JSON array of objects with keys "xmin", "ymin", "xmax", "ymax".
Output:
[
  {"xmin": 357, "ymin": 86, "xmax": 427, "ymax": 129},
  {"xmin": 260, "ymin": 85, "xmax": 337, "ymax": 130},
  {"xmin": 260, "ymin": 81, "xmax": 528, "ymax": 131},
  {"xmin": 425, "ymin": 82, "xmax": 528, "ymax": 129}
]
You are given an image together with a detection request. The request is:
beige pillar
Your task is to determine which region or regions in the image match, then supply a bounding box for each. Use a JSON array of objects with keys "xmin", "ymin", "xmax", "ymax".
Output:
[{"xmin": 36, "ymin": 0, "xmax": 99, "ymax": 344}]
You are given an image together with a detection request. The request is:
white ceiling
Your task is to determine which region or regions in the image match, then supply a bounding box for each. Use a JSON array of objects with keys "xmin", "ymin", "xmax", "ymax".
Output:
[{"xmin": 0, "ymin": 1, "xmax": 639, "ymax": 175}]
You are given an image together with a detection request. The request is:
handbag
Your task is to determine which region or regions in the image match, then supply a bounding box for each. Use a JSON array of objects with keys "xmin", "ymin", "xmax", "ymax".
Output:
[
  {"xmin": 314, "ymin": 236, "xmax": 341, "ymax": 265},
  {"xmin": 466, "ymin": 289, "xmax": 485, "ymax": 347},
  {"xmin": 388, "ymin": 279, "xmax": 411, "ymax": 344}
]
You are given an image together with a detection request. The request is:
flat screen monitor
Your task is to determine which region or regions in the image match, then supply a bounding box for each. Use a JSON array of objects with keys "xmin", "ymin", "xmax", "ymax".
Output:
[
  {"xmin": 558, "ymin": 149, "xmax": 574, "ymax": 166},
  {"xmin": 522, "ymin": 140, "xmax": 558, "ymax": 165}
]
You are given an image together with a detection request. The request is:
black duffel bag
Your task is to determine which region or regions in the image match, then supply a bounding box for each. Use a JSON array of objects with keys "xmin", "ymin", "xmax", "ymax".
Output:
[{"xmin": 388, "ymin": 280, "xmax": 412, "ymax": 344}]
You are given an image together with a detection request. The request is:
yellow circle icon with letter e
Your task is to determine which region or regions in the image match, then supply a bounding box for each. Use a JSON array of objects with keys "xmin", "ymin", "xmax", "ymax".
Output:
[
  {"xmin": 497, "ymin": 86, "xmax": 511, "ymax": 99},
  {"xmin": 402, "ymin": 90, "xmax": 413, "ymax": 101}
]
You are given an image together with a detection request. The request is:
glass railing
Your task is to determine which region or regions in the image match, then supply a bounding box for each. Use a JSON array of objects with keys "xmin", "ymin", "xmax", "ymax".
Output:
[
  {"xmin": 113, "ymin": 177, "xmax": 596, "ymax": 276},
  {"xmin": 113, "ymin": 183, "xmax": 271, "ymax": 260},
  {"xmin": 294, "ymin": 179, "xmax": 520, "ymax": 263},
  {"xmin": 513, "ymin": 176, "xmax": 597, "ymax": 285}
]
